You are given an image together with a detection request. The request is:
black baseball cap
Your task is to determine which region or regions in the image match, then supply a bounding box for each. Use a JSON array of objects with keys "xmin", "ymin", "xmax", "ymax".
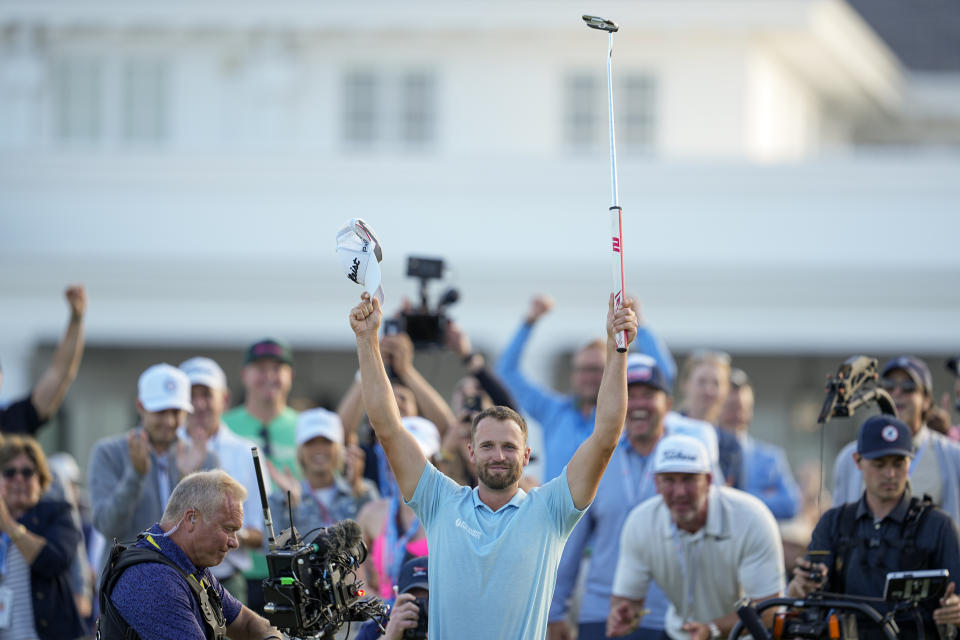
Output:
[
  {"xmin": 396, "ymin": 556, "xmax": 428, "ymax": 594},
  {"xmin": 244, "ymin": 338, "xmax": 293, "ymax": 367},
  {"xmin": 880, "ymin": 356, "xmax": 932, "ymax": 397},
  {"xmin": 857, "ymin": 415, "xmax": 913, "ymax": 460}
]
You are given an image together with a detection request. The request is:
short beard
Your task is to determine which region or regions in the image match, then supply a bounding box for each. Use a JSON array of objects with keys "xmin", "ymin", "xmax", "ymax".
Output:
[{"xmin": 478, "ymin": 462, "xmax": 521, "ymax": 490}]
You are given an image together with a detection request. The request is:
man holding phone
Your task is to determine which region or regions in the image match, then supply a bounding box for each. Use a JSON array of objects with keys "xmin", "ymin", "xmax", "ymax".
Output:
[{"xmin": 790, "ymin": 415, "xmax": 960, "ymax": 638}]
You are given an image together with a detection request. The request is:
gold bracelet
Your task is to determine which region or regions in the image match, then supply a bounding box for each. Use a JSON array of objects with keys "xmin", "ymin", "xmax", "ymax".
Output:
[{"xmin": 10, "ymin": 524, "xmax": 27, "ymax": 543}]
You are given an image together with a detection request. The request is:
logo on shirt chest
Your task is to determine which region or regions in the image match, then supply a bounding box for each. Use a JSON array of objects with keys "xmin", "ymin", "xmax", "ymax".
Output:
[{"xmin": 455, "ymin": 518, "xmax": 481, "ymax": 539}]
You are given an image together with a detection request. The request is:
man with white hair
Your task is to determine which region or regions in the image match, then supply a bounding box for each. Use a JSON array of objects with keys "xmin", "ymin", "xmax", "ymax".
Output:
[
  {"xmin": 89, "ymin": 364, "xmax": 218, "ymax": 551},
  {"xmin": 267, "ymin": 407, "xmax": 378, "ymax": 533},
  {"xmin": 98, "ymin": 470, "xmax": 281, "ymax": 640},
  {"xmin": 178, "ymin": 356, "xmax": 267, "ymax": 602},
  {"xmin": 608, "ymin": 434, "xmax": 784, "ymax": 640}
]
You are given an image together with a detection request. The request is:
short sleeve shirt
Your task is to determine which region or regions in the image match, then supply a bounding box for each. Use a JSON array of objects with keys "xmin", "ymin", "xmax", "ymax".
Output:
[
  {"xmin": 407, "ymin": 462, "xmax": 585, "ymax": 640},
  {"xmin": 0, "ymin": 395, "xmax": 43, "ymax": 435}
]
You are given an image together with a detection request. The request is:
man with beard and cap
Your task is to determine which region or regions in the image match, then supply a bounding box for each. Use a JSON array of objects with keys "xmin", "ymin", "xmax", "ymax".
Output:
[
  {"xmin": 607, "ymin": 434, "xmax": 784, "ymax": 640},
  {"xmin": 349, "ymin": 291, "xmax": 638, "ymax": 639},
  {"xmin": 833, "ymin": 356, "xmax": 960, "ymax": 523},
  {"xmin": 88, "ymin": 364, "xmax": 218, "ymax": 556},
  {"xmin": 790, "ymin": 415, "xmax": 960, "ymax": 640},
  {"xmin": 178, "ymin": 356, "xmax": 267, "ymax": 602},
  {"xmin": 549, "ymin": 353, "xmax": 676, "ymax": 640}
]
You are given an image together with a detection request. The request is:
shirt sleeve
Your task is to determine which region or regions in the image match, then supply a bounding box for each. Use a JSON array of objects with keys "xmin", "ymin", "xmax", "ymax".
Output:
[
  {"xmin": 757, "ymin": 446, "xmax": 802, "ymax": 520},
  {"xmin": 736, "ymin": 502, "xmax": 786, "ymax": 598},
  {"xmin": 612, "ymin": 506, "xmax": 653, "ymax": 600},
  {"xmin": 406, "ymin": 462, "xmax": 459, "ymax": 528},
  {"xmin": 544, "ymin": 466, "xmax": 587, "ymax": 537},
  {"xmin": 0, "ymin": 395, "xmax": 45, "ymax": 435},
  {"xmin": 494, "ymin": 322, "xmax": 569, "ymax": 423}
]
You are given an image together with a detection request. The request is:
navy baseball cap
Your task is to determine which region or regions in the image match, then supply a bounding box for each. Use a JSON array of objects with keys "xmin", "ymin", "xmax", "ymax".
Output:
[
  {"xmin": 396, "ymin": 556, "xmax": 428, "ymax": 594},
  {"xmin": 626, "ymin": 354, "xmax": 671, "ymax": 394},
  {"xmin": 244, "ymin": 338, "xmax": 294, "ymax": 367},
  {"xmin": 857, "ymin": 415, "xmax": 913, "ymax": 459},
  {"xmin": 880, "ymin": 356, "xmax": 932, "ymax": 397}
]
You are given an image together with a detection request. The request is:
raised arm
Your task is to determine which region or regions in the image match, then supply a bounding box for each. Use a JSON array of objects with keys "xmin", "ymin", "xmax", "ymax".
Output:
[
  {"xmin": 565, "ymin": 296, "xmax": 637, "ymax": 509},
  {"xmin": 350, "ymin": 294, "xmax": 427, "ymax": 501},
  {"xmin": 31, "ymin": 285, "xmax": 87, "ymax": 421},
  {"xmin": 381, "ymin": 332, "xmax": 456, "ymax": 437}
]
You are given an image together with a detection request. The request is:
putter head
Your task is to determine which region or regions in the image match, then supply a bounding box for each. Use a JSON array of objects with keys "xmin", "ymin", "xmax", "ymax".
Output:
[{"xmin": 582, "ymin": 15, "xmax": 619, "ymax": 33}]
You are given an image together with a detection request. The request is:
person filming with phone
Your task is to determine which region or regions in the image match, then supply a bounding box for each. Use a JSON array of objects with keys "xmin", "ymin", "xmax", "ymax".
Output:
[{"xmin": 788, "ymin": 415, "xmax": 960, "ymax": 639}]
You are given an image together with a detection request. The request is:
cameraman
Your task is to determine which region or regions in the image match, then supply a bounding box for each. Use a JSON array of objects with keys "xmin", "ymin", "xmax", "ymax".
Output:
[
  {"xmin": 355, "ymin": 556, "xmax": 429, "ymax": 640},
  {"xmin": 789, "ymin": 415, "xmax": 960, "ymax": 639}
]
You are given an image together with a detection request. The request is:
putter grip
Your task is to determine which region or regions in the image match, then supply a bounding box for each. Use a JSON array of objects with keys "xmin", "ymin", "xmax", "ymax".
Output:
[{"xmin": 610, "ymin": 205, "xmax": 626, "ymax": 352}]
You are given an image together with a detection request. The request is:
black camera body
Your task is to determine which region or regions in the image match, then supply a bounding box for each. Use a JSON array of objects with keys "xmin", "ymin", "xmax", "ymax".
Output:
[
  {"xmin": 396, "ymin": 256, "xmax": 458, "ymax": 348},
  {"xmin": 402, "ymin": 597, "xmax": 429, "ymax": 640},
  {"xmin": 261, "ymin": 522, "xmax": 387, "ymax": 638}
]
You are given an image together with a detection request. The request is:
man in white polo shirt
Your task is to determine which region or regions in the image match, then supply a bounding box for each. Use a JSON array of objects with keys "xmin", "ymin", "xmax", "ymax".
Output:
[
  {"xmin": 178, "ymin": 356, "xmax": 267, "ymax": 603},
  {"xmin": 349, "ymin": 291, "xmax": 638, "ymax": 640},
  {"xmin": 608, "ymin": 434, "xmax": 784, "ymax": 640}
]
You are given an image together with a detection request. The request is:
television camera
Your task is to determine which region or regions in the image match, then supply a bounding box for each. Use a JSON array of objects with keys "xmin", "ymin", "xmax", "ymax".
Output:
[
  {"xmin": 251, "ymin": 448, "xmax": 388, "ymax": 638},
  {"xmin": 817, "ymin": 356, "xmax": 897, "ymax": 425},
  {"xmin": 383, "ymin": 256, "xmax": 459, "ymax": 348}
]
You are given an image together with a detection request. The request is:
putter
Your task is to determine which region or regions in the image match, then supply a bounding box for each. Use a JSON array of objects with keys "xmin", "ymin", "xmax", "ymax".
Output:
[{"xmin": 583, "ymin": 14, "xmax": 627, "ymax": 352}]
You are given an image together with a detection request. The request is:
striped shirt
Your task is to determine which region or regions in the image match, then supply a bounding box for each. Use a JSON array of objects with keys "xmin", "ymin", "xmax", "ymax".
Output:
[{"xmin": 0, "ymin": 544, "xmax": 39, "ymax": 640}]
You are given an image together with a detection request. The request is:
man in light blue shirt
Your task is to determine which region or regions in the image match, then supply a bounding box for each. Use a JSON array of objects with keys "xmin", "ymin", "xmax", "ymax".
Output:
[
  {"xmin": 718, "ymin": 369, "xmax": 801, "ymax": 520},
  {"xmin": 349, "ymin": 291, "xmax": 638, "ymax": 640},
  {"xmin": 549, "ymin": 354, "xmax": 675, "ymax": 640}
]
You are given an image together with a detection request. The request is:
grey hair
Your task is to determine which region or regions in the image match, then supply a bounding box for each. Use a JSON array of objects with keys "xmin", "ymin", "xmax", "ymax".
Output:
[{"xmin": 161, "ymin": 469, "xmax": 247, "ymax": 525}]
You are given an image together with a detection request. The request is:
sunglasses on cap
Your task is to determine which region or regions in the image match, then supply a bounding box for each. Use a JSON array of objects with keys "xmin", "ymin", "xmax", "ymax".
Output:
[
  {"xmin": 2, "ymin": 466, "xmax": 37, "ymax": 480},
  {"xmin": 879, "ymin": 378, "xmax": 919, "ymax": 394}
]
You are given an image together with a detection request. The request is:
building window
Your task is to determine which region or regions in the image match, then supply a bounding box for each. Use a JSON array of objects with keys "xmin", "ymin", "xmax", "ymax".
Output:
[
  {"xmin": 122, "ymin": 59, "xmax": 168, "ymax": 142},
  {"xmin": 342, "ymin": 68, "xmax": 437, "ymax": 150},
  {"xmin": 399, "ymin": 71, "xmax": 436, "ymax": 148},
  {"xmin": 343, "ymin": 69, "xmax": 379, "ymax": 147},
  {"xmin": 564, "ymin": 71, "xmax": 657, "ymax": 154},
  {"xmin": 51, "ymin": 57, "xmax": 104, "ymax": 143}
]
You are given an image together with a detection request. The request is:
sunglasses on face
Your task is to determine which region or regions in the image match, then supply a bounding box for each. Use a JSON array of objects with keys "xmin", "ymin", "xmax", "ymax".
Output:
[
  {"xmin": 2, "ymin": 466, "xmax": 37, "ymax": 480},
  {"xmin": 879, "ymin": 378, "xmax": 919, "ymax": 394}
]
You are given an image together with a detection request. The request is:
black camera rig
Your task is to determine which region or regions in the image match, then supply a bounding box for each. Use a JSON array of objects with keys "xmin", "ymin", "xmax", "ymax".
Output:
[
  {"xmin": 251, "ymin": 448, "xmax": 388, "ymax": 638},
  {"xmin": 817, "ymin": 356, "xmax": 897, "ymax": 425},
  {"xmin": 388, "ymin": 256, "xmax": 459, "ymax": 348}
]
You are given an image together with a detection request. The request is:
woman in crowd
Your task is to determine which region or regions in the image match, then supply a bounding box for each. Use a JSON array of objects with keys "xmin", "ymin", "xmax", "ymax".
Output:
[{"xmin": 0, "ymin": 435, "xmax": 86, "ymax": 640}]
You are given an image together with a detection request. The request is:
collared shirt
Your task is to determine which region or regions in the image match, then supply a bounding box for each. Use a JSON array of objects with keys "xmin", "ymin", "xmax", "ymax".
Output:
[
  {"xmin": 223, "ymin": 406, "xmax": 299, "ymax": 479},
  {"xmin": 736, "ymin": 432, "xmax": 802, "ymax": 520},
  {"xmin": 613, "ymin": 486, "xmax": 785, "ymax": 640},
  {"xmin": 809, "ymin": 489, "xmax": 960, "ymax": 639},
  {"xmin": 550, "ymin": 437, "xmax": 671, "ymax": 628},
  {"xmin": 110, "ymin": 524, "xmax": 243, "ymax": 640},
  {"xmin": 408, "ymin": 462, "xmax": 585, "ymax": 640}
]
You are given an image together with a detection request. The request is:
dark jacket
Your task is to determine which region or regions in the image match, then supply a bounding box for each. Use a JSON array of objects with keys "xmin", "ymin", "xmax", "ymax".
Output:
[{"xmin": 19, "ymin": 495, "xmax": 87, "ymax": 639}]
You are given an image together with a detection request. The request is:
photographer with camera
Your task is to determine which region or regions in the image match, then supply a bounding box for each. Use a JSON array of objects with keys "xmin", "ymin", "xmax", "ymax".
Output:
[
  {"xmin": 349, "ymin": 291, "xmax": 637, "ymax": 639},
  {"xmin": 355, "ymin": 556, "xmax": 429, "ymax": 640},
  {"xmin": 788, "ymin": 415, "xmax": 960, "ymax": 639},
  {"xmin": 98, "ymin": 470, "xmax": 281, "ymax": 640}
]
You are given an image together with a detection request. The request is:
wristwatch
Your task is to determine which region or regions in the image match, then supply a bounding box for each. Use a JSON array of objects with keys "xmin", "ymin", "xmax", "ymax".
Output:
[{"xmin": 707, "ymin": 622, "xmax": 722, "ymax": 640}]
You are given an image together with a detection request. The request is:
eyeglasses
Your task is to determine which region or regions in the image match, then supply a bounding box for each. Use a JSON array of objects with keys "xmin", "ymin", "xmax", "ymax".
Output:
[
  {"xmin": 879, "ymin": 378, "xmax": 919, "ymax": 394},
  {"xmin": 2, "ymin": 466, "xmax": 36, "ymax": 480}
]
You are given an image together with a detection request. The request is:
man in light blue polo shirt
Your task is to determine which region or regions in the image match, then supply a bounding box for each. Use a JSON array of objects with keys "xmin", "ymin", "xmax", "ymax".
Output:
[{"xmin": 349, "ymin": 291, "xmax": 638, "ymax": 640}]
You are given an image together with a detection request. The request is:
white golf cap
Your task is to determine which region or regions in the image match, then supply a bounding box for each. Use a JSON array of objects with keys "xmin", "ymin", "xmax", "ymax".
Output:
[
  {"xmin": 179, "ymin": 357, "xmax": 227, "ymax": 391},
  {"xmin": 296, "ymin": 408, "xmax": 344, "ymax": 446},
  {"xmin": 402, "ymin": 416, "xmax": 440, "ymax": 459},
  {"xmin": 336, "ymin": 218, "xmax": 384, "ymax": 304},
  {"xmin": 138, "ymin": 364, "xmax": 194, "ymax": 413},
  {"xmin": 653, "ymin": 434, "xmax": 711, "ymax": 475}
]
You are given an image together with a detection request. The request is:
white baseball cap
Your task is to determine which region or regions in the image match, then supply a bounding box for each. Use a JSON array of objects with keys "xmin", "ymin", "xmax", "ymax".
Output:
[
  {"xmin": 336, "ymin": 218, "xmax": 384, "ymax": 304},
  {"xmin": 653, "ymin": 434, "xmax": 711, "ymax": 475},
  {"xmin": 296, "ymin": 408, "xmax": 344, "ymax": 446},
  {"xmin": 402, "ymin": 416, "xmax": 440, "ymax": 459},
  {"xmin": 179, "ymin": 357, "xmax": 227, "ymax": 391},
  {"xmin": 138, "ymin": 364, "xmax": 194, "ymax": 413}
]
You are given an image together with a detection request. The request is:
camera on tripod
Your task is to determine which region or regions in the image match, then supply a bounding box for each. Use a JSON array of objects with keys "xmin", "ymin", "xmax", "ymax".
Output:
[{"xmin": 388, "ymin": 256, "xmax": 459, "ymax": 348}]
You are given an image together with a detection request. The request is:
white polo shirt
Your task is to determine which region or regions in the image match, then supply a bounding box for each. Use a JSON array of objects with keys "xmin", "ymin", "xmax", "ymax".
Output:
[{"xmin": 613, "ymin": 485, "xmax": 784, "ymax": 639}]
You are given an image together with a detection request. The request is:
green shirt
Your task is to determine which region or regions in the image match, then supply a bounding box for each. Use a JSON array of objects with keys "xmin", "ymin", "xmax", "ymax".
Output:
[{"xmin": 223, "ymin": 405, "xmax": 300, "ymax": 580}]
